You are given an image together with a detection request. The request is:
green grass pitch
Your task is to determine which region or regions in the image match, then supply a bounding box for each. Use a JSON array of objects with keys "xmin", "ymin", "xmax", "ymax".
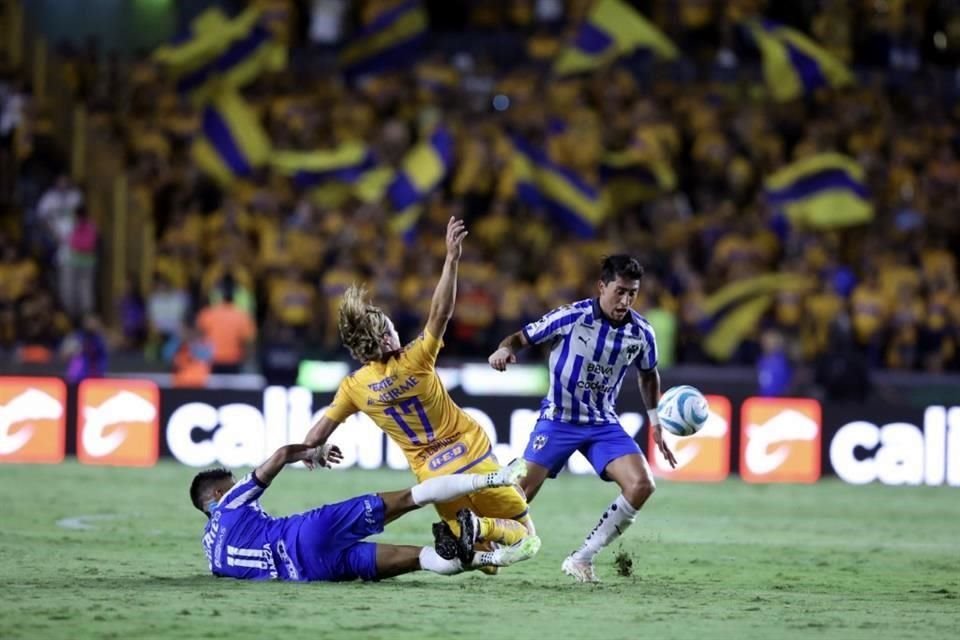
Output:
[{"xmin": 2, "ymin": 462, "xmax": 958, "ymax": 640}]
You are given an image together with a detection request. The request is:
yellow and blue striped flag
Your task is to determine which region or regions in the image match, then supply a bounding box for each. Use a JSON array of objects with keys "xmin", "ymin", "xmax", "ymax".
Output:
[
  {"xmin": 386, "ymin": 127, "xmax": 454, "ymax": 241},
  {"xmin": 352, "ymin": 127, "xmax": 453, "ymax": 241},
  {"xmin": 176, "ymin": 28, "xmax": 285, "ymax": 103},
  {"xmin": 386, "ymin": 127, "xmax": 454, "ymax": 210},
  {"xmin": 512, "ymin": 137, "xmax": 607, "ymax": 237},
  {"xmin": 600, "ymin": 149, "xmax": 677, "ymax": 211},
  {"xmin": 153, "ymin": 8, "xmax": 260, "ymax": 73},
  {"xmin": 748, "ymin": 20, "xmax": 854, "ymax": 102},
  {"xmin": 554, "ymin": 0, "xmax": 677, "ymax": 76},
  {"xmin": 154, "ymin": 7, "xmax": 285, "ymax": 104},
  {"xmin": 699, "ymin": 273, "xmax": 814, "ymax": 361},
  {"xmin": 339, "ymin": 0, "xmax": 428, "ymax": 80},
  {"xmin": 765, "ymin": 153, "xmax": 873, "ymax": 230},
  {"xmin": 191, "ymin": 92, "xmax": 271, "ymax": 185},
  {"xmin": 271, "ymin": 143, "xmax": 376, "ymax": 190}
]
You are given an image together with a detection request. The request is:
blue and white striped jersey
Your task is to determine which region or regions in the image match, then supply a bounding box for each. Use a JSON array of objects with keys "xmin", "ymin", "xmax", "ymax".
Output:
[{"xmin": 523, "ymin": 298, "xmax": 658, "ymax": 425}]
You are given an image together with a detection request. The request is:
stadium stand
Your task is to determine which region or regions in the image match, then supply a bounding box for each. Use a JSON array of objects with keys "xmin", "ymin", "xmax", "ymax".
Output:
[{"xmin": 2, "ymin": 0, "xmax": 959, "ymax": 382}]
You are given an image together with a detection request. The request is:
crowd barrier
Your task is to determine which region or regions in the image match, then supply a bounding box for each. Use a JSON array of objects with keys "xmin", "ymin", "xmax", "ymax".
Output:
[{"xmin": 0, "ymin": 374, "xmax": 956, "ymax": 487}]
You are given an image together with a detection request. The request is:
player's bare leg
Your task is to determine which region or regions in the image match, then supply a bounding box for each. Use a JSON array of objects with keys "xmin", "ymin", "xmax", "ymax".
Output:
[
  {"xmin": 604, "ymin": 453, "xmax": 657, "ymax": 509},
  {"xmin": 375, "ymin": 544, "xmax": 462, "ymax": 578},
  {"xmin": 518, "ymin": 459, "xmax": 551, "ymax": 503},
  {"xmin": 377, "ymin": 489, "xmax": 420, "ymax": 524},
  {"xmin": 563, "ymin": 453, "xmax": 655, "ymax": 583}
]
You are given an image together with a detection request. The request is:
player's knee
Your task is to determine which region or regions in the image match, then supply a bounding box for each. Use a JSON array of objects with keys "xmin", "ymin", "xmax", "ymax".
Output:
[
  {"xmin": 383, "ymin": 488, "xmax": 417, "ymax": 513},
  {"xmin": 623, "ymin": 475, "xmax": 655, "ymax": 506},
  {"xmin": 398, "ymin": 488, "xmax": 417, "ymax": 509}
]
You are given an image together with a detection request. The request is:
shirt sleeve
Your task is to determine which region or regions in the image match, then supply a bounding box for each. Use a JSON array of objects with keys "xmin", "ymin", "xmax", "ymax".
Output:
[
  {"xmin": 324, "ymin": 379, "xmax": 359, "ymax": 423},
  {"xmin": 522, "ymin": 305, "xmax": 583, "ymax": 346},
  {"xmin": 218, "ymin": 472, "xmax": 267, "ymax": 510},
  {"xmin": 634, "ymin": 323, "xmax": 659, "ymax": 372},
  {"xmin": 401, "ymin": 328, "xmax": 444, "ymax": 372}
]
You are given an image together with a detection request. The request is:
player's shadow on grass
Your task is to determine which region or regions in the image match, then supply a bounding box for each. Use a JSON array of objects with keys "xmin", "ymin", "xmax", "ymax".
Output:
[{"xmin": 58, "ymin": 575, "xmax": 450, "ymax": 589}]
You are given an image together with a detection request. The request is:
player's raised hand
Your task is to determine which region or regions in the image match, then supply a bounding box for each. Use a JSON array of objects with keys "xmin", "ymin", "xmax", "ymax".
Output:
[
  {"xmin": 488, "ymin": 347, "xmax": 517, "ymax": 371},
  {"xmin": 445, "ymin": 217, "xmax": 468, "ymax": 260},
  {"xmin": 651, "ymin": 425, "xmax": 678, "ymax": 468}
]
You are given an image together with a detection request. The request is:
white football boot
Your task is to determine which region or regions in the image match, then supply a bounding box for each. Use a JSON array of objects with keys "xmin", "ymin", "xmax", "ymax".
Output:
[
  {"xmin": 490, "ymin": 535, "xmax": 542, "ymax": 566},
  {"xmin": 561, "ymin": 555, "xmax": 600, "ymax": 583}
]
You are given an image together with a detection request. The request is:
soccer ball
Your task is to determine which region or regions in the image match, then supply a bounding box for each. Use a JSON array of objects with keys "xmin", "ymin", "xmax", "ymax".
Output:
[{"xmin": 657, "ymin": 385, "xmax": 709, "ymax": 436}]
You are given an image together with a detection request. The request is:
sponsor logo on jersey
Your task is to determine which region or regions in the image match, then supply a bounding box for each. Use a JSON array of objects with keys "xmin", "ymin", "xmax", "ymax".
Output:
[
  {"xmin": 78, "ymin": 379, "xmax": 159, "ymax": 467},
  {"xmin": 428, "ymin": 443, "xmax": 467, "ymax": 470},
  {"xmin": 740, "ymin": 397, "xmax": 821, "ymax": 483}
]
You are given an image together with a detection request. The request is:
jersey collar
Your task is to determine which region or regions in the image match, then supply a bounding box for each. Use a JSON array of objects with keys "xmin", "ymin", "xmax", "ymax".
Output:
[{"xmin": 592, "ymin": 298, "xmax": 632, "ymax": 328}]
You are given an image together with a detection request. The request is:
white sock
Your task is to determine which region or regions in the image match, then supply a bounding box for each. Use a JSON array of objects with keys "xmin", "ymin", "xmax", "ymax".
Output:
[
  {"xmin": 410, "ymin": 474, "xmax": 490, "ymax": 506},
  {"xmin": 418, "ymin": 547, "xmax": 462, "ymax": 575},
  {"xmin": 472, "ymin": 551, "xmax": 496, "ymax": 568},
  {"xmin": 571, "ymin": 494, "xmax": 637, "ymax": 563}
]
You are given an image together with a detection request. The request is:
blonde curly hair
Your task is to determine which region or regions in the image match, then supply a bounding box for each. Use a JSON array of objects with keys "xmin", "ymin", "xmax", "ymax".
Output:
[{"xmin": 338, "ymin": 284, "xmax": 391, "ymax": 363}]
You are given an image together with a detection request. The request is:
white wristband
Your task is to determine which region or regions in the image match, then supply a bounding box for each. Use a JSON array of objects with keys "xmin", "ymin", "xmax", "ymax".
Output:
[{"xmin": 647, "ymin": 409, "xmax": 660, "ymax": 426}]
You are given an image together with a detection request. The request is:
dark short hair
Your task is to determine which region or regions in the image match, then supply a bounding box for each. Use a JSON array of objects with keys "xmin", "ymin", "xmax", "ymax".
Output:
[
  {"xmin": 599, "ymin": 255, "xmax": 644, "ymax": 284},
  {"xmin": 189, "ymin": 468, "xmax": 234, "ymax": 513}
]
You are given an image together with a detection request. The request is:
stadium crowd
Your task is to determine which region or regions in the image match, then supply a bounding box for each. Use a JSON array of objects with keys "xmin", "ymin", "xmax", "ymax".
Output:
[{"xmin": 2, "ymin": 0, "xmax": 960, "ymax": 384}]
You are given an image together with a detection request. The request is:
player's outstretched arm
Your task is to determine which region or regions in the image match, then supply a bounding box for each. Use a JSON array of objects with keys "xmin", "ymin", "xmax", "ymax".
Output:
[
  {"xmin": 302, "ymin": 416, "xmax": 344, "ymax": 470},
  {"xmin": 488, "ymin": 330, "xmax": 528, "ymax": 371},
  {"xmin": 490, "ymin": 302, "xmax": 584, "ymax": 371},
  {"xmin": 255, "ymin": 443, "xmax": 341, "ymax": 485},
  {"xmin": 639, "ymin": 369, "xmax": 677, "ymax": 468},
  {"xmin": 425, "ymin": 217, "xmax": 468, "ymax": 340}
]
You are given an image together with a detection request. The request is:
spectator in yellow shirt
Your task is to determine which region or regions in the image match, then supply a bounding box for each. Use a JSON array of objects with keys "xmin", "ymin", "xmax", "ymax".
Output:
[{"xmin": 268, "ymin": 267, "xmax": 317, "ymax": 338}]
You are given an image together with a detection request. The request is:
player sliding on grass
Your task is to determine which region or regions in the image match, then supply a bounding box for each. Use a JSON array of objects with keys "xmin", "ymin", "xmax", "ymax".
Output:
[
  {"xmin": 303, "ymin": 217, "xmax": 534, "ymax": 561},
  {"xmin": 189, "ymin": 445, "xmax": 539, "ymax": 582},
  {"xmin": 489, "ymin": 255, "xmax": 678, "ymax": 583}
]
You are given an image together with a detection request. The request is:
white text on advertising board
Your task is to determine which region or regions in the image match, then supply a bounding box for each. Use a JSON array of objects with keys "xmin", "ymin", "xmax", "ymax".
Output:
[
  {"xmin": 165, "ymin": 386, "xmax": 646, "ymax": 475},
  {"xmin": 829, "ymin": 406, "xmax": 960, "ymax": 486}
]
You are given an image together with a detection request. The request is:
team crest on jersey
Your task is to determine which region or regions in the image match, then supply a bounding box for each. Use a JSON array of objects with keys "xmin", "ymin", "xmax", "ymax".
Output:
[
  {"xmin": 532, "ymin": 434, "xmax": 549, "ymax": 451},
  {"xmin": 626, "ymin": 343, "xmax": 641, "ymax": 359}
]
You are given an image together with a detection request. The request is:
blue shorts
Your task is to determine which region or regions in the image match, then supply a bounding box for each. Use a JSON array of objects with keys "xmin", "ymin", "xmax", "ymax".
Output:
[
  {"xmin": 296, "ymin": 494, "xmax": 385, "ymax": 582},
  {"xmin": 523, "ymin": 419, "xmax": 641, "ymax": 479}
]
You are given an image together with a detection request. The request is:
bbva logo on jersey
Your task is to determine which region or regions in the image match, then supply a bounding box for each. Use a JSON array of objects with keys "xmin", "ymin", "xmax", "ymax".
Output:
[
  {"xmin": 648, "ymin": 395, "xmax": 731, "ymax": 482},
  {"xmin": 739, "ymin": 397, "xmax": 822, "ymax": 484},
  {"xmin": 77, "ymin": 379, "xmax": 160, "ymax": 467},
  {"xmin": 0, "ymin": 377, "xmax": 66, "ymax": 464}
]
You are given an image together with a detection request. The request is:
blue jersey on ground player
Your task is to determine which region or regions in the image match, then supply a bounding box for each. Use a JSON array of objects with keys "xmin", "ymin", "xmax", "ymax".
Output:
[
  {"xmin": 489, "ymin": 255, "xmax": 678, "ymax": 583},
  {"xmin": 189, "ymin": 444, "xmax": 539, "ymax": 582}
]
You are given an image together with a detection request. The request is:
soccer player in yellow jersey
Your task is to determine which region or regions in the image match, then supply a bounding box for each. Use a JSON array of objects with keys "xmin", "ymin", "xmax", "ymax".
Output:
[{"xmin": 304, "ymin": 217, "xmax": 535, "ymax": 556}]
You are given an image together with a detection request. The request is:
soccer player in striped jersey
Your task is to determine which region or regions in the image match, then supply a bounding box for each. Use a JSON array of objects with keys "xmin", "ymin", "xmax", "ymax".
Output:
[
  {"xmin": 189, "ymin": 444, "xmax": 539, "ymax": 582},
  {"xmin": 489, "ymin": 255, "xmax": 678, "ymax": 583}
]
